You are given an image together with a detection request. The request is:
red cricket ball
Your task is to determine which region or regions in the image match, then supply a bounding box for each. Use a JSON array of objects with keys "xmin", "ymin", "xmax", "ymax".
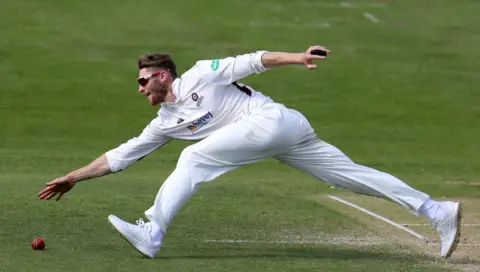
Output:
[{"xmin": 32, "ymin": 238, "xmax": 45, "ymax": 250}]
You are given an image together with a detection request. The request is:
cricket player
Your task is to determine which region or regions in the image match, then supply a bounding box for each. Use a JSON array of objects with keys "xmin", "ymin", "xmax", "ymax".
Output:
[{"xmin": 38, "ymin": 45, "xmax": 462, "ymax": 259}]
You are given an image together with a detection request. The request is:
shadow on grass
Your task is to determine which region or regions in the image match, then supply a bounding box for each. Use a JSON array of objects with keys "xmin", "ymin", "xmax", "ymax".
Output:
[
  {"xmin": 158, "ymin": 244, "xmax": 437, "ymax": 263},
  {"xmin": 447, "ymin": 256, "xmax": 480, "ymax": 266}
]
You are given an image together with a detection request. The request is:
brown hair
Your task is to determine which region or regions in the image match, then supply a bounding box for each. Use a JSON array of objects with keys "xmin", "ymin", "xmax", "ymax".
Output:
[{"xmin": 138, "ymin": 53, "xmax": 178, "ymax": 78}]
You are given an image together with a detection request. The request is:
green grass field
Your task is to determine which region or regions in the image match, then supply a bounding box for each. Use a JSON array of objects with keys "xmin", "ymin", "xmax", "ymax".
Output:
[{"xmin": 1, "ymin": 0, "xmax": 479, "ymax": 271}]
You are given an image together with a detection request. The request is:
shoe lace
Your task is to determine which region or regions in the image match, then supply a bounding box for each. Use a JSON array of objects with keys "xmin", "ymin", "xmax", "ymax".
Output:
[{"xmin": 136, "ymin": 218, "xmax": 146, "ymax": 228}]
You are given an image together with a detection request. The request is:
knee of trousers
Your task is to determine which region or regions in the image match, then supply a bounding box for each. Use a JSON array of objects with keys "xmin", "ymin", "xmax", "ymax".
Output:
[
  {"xmin": 175, "ymin": 146, "xmax": 212, "ymax": 184},
  {"xmin": 177, "ymin": 145, "xmax": 207, "ymax": 165},
  {"xmin": 176, "ymin": 145, "xmax": 236, "ymax": 184}
]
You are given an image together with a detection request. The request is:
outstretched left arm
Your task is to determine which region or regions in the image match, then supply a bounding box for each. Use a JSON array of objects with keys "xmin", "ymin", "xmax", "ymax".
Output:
[
  {"xmin": 195, "ymin": 45, "xmax": 330, "ymax": 85},
  {"xmin": 261, "ymin": 45, "xmax": 330, "ymax": 69}
]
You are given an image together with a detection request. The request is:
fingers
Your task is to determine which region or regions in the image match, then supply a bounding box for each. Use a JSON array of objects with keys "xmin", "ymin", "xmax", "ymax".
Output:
[
  {"xmin": 38, "ymin": 184, "xmax": 60, "ymax": 200},
  {"xmin": 308, "ymin": 55, "xmax": 326, "ymax": 60},
  {"xmin": 38, "ymin": 188, "xmax": 56, "ymax": 200},
  {"xmin": 39, "ymin": 175, "xmax": 74, "ymax": 201},
  {"xmin": 38, "ymin": 185, "xmax": 56, "ymax": 198},
  {"xmin": 38, "ymin": 186, "xmax": 52, "ymax": 196},
  {"xmin": 308, "ymin": 45, "xmax": 331, "ymax": 54},
  {"xmin": 45, "ymin": 177, "xmax": 65, "ymax": 186},
  {"xmin": 306, "ymin": 64, "xmax": 318, "ymax": 70},
  {"xmin": 306, "ymin": 46, "xmax": 331, "ymax": 58},
  {"xmin": 38, "ymin": 188, "xmax": 65, "ymax": 201},
  {"xmin": 320, "ymin": 47, "xmax": 331, "ymax": 53},
  {"xmin": 45, "ymin": 191, "xmax": 58, "ymax": 200},
  {"xmin": 56, "ymin": 192, "xmax": 65, "ymax": 201}
]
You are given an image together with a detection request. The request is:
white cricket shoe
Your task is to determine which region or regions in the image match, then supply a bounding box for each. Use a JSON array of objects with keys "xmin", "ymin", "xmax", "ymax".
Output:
[
  {"xmin": 431, "ymin": 202, "xmax": 462, "ymax": 258},
  {"xmin": 108, "ymin": 215, "xmax": 162, "ymax": 259}
]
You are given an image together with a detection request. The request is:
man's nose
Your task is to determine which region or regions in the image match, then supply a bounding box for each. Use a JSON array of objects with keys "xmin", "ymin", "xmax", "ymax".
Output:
[{"xmin": 138, "ymin": 85, "xmax": 145, "ymax": 92}]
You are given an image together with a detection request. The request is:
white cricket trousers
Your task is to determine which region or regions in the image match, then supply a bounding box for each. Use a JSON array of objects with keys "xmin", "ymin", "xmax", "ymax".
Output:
[{"xmin": 145, "ymin": 102, "xmax": 429, "ymax": 232}]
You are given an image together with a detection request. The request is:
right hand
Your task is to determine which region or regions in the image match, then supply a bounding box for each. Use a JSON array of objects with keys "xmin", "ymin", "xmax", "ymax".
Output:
[
  {"xmin": 302, "ymin": 45, "xmax": 331, "ymax": 69},
  {"xmin": 38, "ymin": 176, "xmax": 76, "ymax": 201}
]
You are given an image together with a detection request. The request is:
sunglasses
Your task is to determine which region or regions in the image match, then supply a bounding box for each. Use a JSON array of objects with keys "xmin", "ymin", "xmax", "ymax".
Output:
[{"xmin": 137, "ymin": 71, "xmax": 162, "ymax": 87}]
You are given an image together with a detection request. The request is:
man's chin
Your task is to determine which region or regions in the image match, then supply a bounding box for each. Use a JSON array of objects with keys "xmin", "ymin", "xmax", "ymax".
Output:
[{"xmin": 149, "ymin": 96, "xmax": 161, "ymax": 106}]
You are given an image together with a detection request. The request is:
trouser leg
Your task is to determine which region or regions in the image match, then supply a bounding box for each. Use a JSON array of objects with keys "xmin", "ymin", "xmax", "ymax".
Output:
[{"xmin": 276, "ymin": 137, "xmax": 429, "ymax": 215}]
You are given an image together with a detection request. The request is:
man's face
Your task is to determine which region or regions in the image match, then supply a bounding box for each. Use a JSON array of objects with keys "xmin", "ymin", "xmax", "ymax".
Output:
[{"xmin": 137, "ymin": 68, "xmax": 170, "ymax": 106}]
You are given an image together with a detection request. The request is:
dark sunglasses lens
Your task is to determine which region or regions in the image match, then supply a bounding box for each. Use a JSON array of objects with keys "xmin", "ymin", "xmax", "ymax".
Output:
[{"xmin": 138, "ymin": 78, "xmax": 147, "ymax": 86}]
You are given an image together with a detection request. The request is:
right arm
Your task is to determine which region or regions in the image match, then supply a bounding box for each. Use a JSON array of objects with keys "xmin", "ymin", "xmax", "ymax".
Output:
[
  {"xmin": 38, "ymin": 154, "xmax": 112, "ymax": 201},
  {"xmin": 65, "ymin": 153, "xmax": 112, "ymax": 183},
  {"xmin": 38, "ymin": 118, "xmax": 171, "ymax": 201}
]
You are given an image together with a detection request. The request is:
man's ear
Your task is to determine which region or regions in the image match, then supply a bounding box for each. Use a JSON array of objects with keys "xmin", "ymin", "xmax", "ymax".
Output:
[{"xmin": 160, "ymin": 70, "xmax": 169, "ymax": 81}]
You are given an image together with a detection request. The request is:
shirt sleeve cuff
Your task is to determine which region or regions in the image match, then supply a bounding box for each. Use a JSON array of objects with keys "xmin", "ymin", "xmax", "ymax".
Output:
[
  {"xmin": 105, "ymin": 150, "xmax": 120, "ymax": 173},
  {"xmin": 253, "ymin": 50, "xmax": 269, "ymax": 73}
]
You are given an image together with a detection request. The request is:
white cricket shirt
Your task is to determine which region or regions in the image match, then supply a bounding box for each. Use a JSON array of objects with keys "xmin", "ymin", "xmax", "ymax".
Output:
[{"xmin": 106, "ymin": 51, "xmax": 274, "ymax": 172}]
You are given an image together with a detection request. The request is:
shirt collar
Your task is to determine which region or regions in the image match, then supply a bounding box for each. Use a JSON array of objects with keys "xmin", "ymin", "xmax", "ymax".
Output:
[{"xmin": 160, "ymin": 77, "xmax": 181, "ymax": 107}]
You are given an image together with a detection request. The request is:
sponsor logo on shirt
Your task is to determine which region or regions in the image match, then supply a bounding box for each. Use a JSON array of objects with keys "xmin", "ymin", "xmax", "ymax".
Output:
[
  {"xmin": 187, "ymin": 112, "xmax": 213, "ymax": 132},
  {"xmin": 177, "ymin": 118, "xmax": 184, "ymax": 124},
  {"xmin": 211, "ymin": 59, "xmax": 220, "ymax": 71}
]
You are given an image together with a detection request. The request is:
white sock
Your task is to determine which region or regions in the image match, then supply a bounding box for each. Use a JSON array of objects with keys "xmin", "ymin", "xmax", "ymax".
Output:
[
  {"xmin": 148, "ymin": 221, "xmax": 164, "ymax": 244},
  {"xmin": 419, "ymin": 198, "xmax": 445, "ymax": 222}
]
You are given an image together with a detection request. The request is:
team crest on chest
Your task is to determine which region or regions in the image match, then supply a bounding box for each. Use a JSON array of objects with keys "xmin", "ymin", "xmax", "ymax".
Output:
[{"xmin": 191, "ymin": 92, "xmax": 204, "ymax": 107}]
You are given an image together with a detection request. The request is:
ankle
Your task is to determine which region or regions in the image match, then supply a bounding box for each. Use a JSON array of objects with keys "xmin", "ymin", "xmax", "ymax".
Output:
[
  {"xmin": 148, "ymin": 221, "xmax": 164, "ymax": 244},
  {"xmin": 419, "ymin": 198, "xmax": 445, "ymax": 222}
]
